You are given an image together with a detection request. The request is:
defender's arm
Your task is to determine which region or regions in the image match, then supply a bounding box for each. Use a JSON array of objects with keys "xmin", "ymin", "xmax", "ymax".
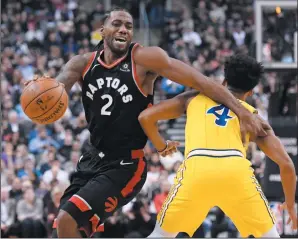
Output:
[
  {"xmin": 56, "ymin": 53, "xmax": 92, "ymax": 93},
  {"xmin": 138, "ymin": 90, "xmax": 198, "ymax": 151},
  {"xmin": 254, "ymin": 117, "xmax": 296, "ymax": 208},
  {"xmin": 134, "ymin": 46, "xmax": 266, "ymax": 143}
]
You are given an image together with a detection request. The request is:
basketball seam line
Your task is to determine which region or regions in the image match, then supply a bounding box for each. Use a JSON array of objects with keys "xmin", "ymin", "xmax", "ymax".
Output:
[
  {"xmin": 31, "ymin": 87, "xmax": 65, "ymax": 119},
  {"xmin": 23, "ymin": 82, "xmax": 60, "ymax": 112}
]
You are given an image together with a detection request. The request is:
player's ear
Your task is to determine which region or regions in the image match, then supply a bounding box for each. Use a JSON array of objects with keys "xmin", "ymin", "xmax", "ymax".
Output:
[
  {"xmin": 100, "ymin": 26, "xmax": 105, "ymax": 39},
  {"xmin": 248, "ymin": 90, "xmax": 253, "ymax": 96}
]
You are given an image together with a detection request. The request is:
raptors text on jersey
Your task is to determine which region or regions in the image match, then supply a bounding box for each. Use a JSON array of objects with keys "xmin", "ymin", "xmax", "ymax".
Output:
[{"xmin": 81, "ymin": 43, "xmax": 153, "ymax": 152}]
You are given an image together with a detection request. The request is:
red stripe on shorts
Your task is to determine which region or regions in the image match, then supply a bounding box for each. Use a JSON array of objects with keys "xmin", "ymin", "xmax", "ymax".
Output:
[
  {"xmin": 121, "ymin": 156, "xmax": 145, "ymax": 197},
  {"xmin": 69, "ymin": 194, "xmax": 91, "ymax": 212},
  {"xmin": 96, "ymin": 223, "xmax": 105, "ymax": 232},
  {"xmin": 52, "ymin": 218, "xmax": 57, "ymax": 229}
]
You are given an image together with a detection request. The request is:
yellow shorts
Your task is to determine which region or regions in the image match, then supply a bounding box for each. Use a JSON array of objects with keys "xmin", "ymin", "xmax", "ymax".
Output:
[{"xmin": 157, "ymin": 154, "xmax": 275, "ymax": 238}]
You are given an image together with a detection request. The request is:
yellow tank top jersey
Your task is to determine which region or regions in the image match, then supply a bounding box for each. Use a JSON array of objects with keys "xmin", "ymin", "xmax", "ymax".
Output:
[{"xmin": 184, "ymin": 93, "xmax": 257, "ymax": 158}]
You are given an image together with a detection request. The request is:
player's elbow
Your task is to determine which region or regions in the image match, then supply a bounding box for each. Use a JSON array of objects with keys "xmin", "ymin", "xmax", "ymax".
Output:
[
  {"xmin": 138, "ymin": 111, "xmax": 150, "ymax": 125},
  {"xmin": 279, "ymin": 158, "xmax": 295, "ymax": 172}
]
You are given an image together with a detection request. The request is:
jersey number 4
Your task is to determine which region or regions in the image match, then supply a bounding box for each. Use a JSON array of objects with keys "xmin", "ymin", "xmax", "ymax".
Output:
[
  {"xmin": 207, "ymin": 104, "xmax": 233, "ymax": 127},
  {"xmin": 101, "ymin": 94, "xmax": 113, "ymax": 115}
]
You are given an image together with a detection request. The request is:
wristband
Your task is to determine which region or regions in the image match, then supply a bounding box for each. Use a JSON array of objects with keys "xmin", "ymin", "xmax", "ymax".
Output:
[{"xmin": 158, "ymin": 141, "xmax": 169, "ymax": 154}]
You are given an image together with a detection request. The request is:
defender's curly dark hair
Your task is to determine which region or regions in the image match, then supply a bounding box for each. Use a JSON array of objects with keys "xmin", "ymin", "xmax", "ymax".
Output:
[
  {"xmin": 93, "ymin": 6, "xmax": 132, "ymax": 51},
  {"xmin": 224, "ymin": 54, "xmax": 264, "ymax": 92}
]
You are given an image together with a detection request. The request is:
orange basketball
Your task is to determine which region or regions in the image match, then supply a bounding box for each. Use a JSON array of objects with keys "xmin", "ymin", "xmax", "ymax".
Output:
[{"xmin": 20, "ymin": 77, "xmax": 68, "ymax": 125}]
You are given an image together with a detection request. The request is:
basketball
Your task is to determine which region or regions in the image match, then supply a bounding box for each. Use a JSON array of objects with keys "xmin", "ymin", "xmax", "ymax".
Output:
[{"xmin": 20, "ymin": 77, "xmax": 68, "ymax": 125}]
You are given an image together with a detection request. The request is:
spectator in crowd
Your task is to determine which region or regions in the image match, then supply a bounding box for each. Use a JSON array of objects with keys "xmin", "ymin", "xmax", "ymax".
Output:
[
  {"xmin": 44, "ymin": 183, "xmax": 67, "ymax": 237},
  {"xmin": 28, "ymin": 127, "xmax": 59, "ymax": 155},
  {"xmin": 153, "ymin": 181, "xmax": 171, "ymax": 213},
  {"xmin": 16, "ymin": 188, "xmax": 46, "ymax": 237},
  {"xmin": 210, "ymin": 207, "xmax": 238, "ymax": 238},
  {"xmin": 125, "ymin": 198, "xmax": 156, "ymax": 237},
  {"xmin": 42, "ymin": 160, "xmax": 69, "ymax": 186}
]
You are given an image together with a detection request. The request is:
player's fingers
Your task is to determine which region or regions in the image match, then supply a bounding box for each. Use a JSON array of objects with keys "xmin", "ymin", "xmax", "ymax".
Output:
[
  {"xmin": 59, "ymin": 82, "xmax": 65, "ymax": 87},
  {"xmin": 170, "ymin": 148, "xmax": 177, "ymax": 154},
  {"xmin": 33, "ymin": 74, "xmax": 40, "ymax": 80},
  {"xmin": 24, "ymin": 81, "xmax": 31, "ymax": 86},
  {"xmin": 240, "ymin": 125, "xmax": 247, "ymax": 146},
  {"xmin": 258, "ymin": 127, "xmax": 267, "ymax": 137},
  {"xmin": 287, "ymin": 216, "xmax": 291, "ymax": 224},
  {"xmin": 173, "ymin": 141, "xmax": 180, "ymax": 147},
  {"xmin": 164, "ymin": 150, "xmax": 171, "ymax": 157},
  {"xmin": 167, "ymin": 150, "xmax": 173, "ymax": 156},
  {"xmin": 161, "ymin": 152, "xmax": 167, "ymax": 157},
  {"xmin": 159, "ymin": 151, "xmax": 165, "ymax": 157},
  {"xmin": 280, "ymin": 202, "xmax": 286, "ymax": 210}
]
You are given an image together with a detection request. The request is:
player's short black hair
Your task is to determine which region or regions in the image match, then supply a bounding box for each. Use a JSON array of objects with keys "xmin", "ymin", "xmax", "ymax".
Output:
[
  {"xmin": 93, "ymin": 7, "xmax": 131, "ymax": 51},
  {"xmin": 102, "ymin": 6, "xmax": 131, "ymax": 25},
  {"xmin": 224, "ymin": 54, "xmax": 264, "ymax": 93}
]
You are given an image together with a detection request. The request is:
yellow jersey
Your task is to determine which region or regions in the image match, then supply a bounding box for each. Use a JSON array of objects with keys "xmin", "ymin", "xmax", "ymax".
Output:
[
  {"xmin": 184, "ymin": 93, "xmax": 257, "ymax": 159},
  {"xmin": 158, "ymin": 94, "xmax": 275, "ymax": 238}
]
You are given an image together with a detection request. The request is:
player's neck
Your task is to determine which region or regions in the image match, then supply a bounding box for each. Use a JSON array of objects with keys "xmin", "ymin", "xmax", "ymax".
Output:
[
  {"xmin": 102, "ymin": 46, "xmax": 126, "ymax": 65},
  {"xmin": 228, "ymin": 87, "xmax": 247, "ymax": 101},
  {"xmin": 231, "ymin": 92, "xmax": 246, "ymax": 101}
]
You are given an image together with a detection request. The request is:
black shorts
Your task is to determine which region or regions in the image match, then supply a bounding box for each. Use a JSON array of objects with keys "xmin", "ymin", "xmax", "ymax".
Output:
[{"xmin": 56, "ymin": 147, "xmax": 147, "ymax": 237}]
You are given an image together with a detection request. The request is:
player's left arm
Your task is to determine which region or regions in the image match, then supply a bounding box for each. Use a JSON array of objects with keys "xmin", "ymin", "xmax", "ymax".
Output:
[
  {"xmin": 254, "ymin": 115, "xmax": 297, "ymax": 229},
  {"xmin": 138, "ymin": 90, "xmax": 198, "ymax": 152},
  {"xmin": 133, "ymin": 46, "xmax": 267, "ymax": 144}
]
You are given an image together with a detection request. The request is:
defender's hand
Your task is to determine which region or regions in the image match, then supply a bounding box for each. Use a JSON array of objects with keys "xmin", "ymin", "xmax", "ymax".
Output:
[
  {"xmin": 280, "ymin": 202, "xmax": 297, "ymax": 230},
  {"xmin": 239, "ymin": 110, "xmax": 267, "ymax": 146},
  {"xmin": 158, "ymin": 140, "xmax": 180, "ymax": 157}
]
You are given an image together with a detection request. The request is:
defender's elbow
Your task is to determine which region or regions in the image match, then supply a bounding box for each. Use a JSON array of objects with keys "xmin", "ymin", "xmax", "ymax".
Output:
[
  {"xmin": 280, "ymin": 159, "xmax": 295, "ymax": 172},
  {"xmin": 138, "ymin": 111, "xmax": 150, "ymax": 125}
]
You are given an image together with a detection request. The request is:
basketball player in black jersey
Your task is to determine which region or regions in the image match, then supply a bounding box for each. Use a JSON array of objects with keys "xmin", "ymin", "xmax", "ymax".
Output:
[{"xmin": 29, "ymin": 7, "xmax": 267, "ymax": 238}]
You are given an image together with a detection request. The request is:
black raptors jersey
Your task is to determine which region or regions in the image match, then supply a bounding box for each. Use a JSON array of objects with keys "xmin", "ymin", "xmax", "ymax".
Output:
[{"xmin": 81, "ymin": 43, "xmax": 153, "ymax": 151}]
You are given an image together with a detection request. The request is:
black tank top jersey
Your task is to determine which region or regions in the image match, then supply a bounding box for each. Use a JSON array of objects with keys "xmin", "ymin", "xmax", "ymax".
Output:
[{"xmin": 81, "ymin": 43, "xmax": 153, "ymax": 152}]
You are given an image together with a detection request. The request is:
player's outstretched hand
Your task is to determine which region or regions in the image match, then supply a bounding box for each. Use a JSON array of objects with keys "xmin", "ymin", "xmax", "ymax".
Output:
[
  {"xmin": 280, "ymin": 202, "xmax": 297, "ymax": 230},
  {"xmin": 24, "ymin": 74, "xmax": 49, "ymax": 86},
  {"xmin": 239, "ymin": 110, "xmax": 267, "ymax": 146},
  {"xmin": 24, "ymin": 74, "xmax": 64, "ymax": 87},
  {"xmin": 158, "ymin": 140, "xmax": 180, "ymax": 157}
]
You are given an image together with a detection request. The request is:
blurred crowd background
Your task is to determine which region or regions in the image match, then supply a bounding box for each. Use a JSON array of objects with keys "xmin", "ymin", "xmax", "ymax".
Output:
[{"xmin": 1, "ymin": 0, "xmax": 297, "ymax": 238}]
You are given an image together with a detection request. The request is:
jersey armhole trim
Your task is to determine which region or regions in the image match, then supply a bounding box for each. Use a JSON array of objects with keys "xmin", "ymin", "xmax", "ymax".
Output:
[
  {"xmin": 131, "ymin": 43, "xmax": 148, "ymax": 97},
  {"xmin": 82, "ymin": 51, "xmax": 97, "ymax": 79}
]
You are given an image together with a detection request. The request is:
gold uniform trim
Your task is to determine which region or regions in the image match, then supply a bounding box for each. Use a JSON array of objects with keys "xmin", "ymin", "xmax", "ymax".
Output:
[{"xmin": 158, "ymin": 161, "xmax": 186, "ymax": 226}]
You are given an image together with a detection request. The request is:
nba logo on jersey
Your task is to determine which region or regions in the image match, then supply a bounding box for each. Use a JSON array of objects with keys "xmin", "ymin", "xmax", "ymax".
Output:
[{"xmin": 120, "ymin": 63, "xmax": 130, "ymax": 72}]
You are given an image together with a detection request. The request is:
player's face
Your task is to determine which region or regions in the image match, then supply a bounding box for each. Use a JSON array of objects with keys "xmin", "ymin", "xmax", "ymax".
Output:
[{"xmin": 103, "ymin": 11, "xmax": 133, "ymax": 55}]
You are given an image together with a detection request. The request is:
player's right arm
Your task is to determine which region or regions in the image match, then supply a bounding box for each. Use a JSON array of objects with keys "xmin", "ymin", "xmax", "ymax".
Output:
[
  {"xmin": 55, "ymin": 53, "xmax": 92, "ymax": 93},
  {"xmin": 254, "ymin": 116, "xmax": 297, "ymax": 229},
  {"xmin": 138, "ymin": 90, "xmax": 198, "ymax": 155},
  {"xmin": 134, "ymin": 46, "xmax": 267, "ymax": 144}
]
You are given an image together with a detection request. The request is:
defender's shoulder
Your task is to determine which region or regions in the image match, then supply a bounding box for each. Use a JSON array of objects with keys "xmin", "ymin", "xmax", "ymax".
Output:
[{"xmin": 239, "ymin": 100, "xmax": 258, "ymax": 114}]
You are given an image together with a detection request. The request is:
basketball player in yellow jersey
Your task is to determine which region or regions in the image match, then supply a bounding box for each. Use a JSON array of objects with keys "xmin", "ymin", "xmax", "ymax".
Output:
[{"xmin": 139, "ymin": 55, "xmax": 297, "ymax": 238}]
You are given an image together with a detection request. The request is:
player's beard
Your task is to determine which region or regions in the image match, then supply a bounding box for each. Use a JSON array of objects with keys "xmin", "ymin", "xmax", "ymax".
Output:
[{"xmin": 106, "ymin": 37, "xmax": 131, "ymax": 57}]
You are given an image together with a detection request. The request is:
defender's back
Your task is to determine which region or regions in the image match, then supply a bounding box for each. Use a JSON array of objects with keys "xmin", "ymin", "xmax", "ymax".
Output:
[{"xmin": 184, "ymin": 93, "xmax": 257, "ymax": 159}]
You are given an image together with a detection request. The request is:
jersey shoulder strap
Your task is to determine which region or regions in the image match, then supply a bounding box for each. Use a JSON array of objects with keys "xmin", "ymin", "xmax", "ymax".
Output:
[
  {"xmin": 239, "ymin": 100, "xmax": 258, "ymax": 114},
  {"xmin": 82, "ymin": 51, "xmax": 98, "ymax": 79}
]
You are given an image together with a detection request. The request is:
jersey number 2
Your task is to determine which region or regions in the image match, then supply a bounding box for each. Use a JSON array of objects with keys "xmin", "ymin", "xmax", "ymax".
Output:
[
  {"xmin": 207, "ymin": 104, "xmax": 233, "ymax": 126},
  {"xmin": 101, "ymin": 94, "xmax": 113, "ymax": 116}
]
